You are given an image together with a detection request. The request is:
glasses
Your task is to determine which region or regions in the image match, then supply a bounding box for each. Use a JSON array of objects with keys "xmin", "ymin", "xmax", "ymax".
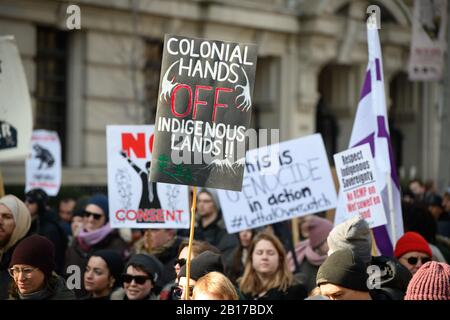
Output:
[
  {"xmin": 83, "ymin": 210, "xmax": 103, "ymax": 220},
  {"xmin": 174, "ymin": 258, "xmax": 186, "ymax": 267},
  {"xmin": 122, "ymin": 274, "xmax": 150, "ymax": 285},
  {"xmin": 172, "ymin": 285, "xmax": 194, "ymax": 300},
  {"xmin": 406, "ymin": 256, "xmax": 432, "ymax": 266},
  {"xmin": 8, "ymin": 267, "xmax": 37, "ymax": 278}
]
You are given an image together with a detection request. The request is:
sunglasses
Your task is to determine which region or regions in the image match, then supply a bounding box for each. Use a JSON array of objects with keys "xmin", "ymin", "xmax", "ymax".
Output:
[
  {"xmin": 174, "ymin": 258, "xmax": 186, "ymax": 267},
  {"xmin": 172, "ymin": 285, "xmax": 194, "ymax": 300},
  {"xmin": 83, "ymin": 210, "xmax": 103, "ymax": 220},
  {"xmin": 406, "ymin": 256, "xmax": 431, "ymax": 266},
  {"xmin": 122, "ymin": 274, "xmax": 150, "ymax": 285}
]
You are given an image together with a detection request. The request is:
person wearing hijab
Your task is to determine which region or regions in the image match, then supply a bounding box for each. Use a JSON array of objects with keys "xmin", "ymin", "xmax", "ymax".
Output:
[{"xmin": 0, "ymin": 195, "xmax": 31, "ymax": 299}]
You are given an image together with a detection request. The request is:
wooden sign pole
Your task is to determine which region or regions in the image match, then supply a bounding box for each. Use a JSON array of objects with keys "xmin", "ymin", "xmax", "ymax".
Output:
[
  {"xmin": 184, "ymin": 186, "xmax": 197, "ymax": 300},
  {"xmin": 0, "ymin": 169, "xmax": 5, "ymax": 198}
]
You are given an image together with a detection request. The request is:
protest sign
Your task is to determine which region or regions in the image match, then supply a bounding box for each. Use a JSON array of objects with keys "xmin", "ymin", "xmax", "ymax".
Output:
[
  {"xmin": 333, "ymin": 143, "xmax": 387, "ymax": 228},
  {"xmin": 408, "ymin": 0, "xmax": 448, "ymax": 81},
  {"xmin": 107, "ymin": 125, "xmax": 190, "ymax": 229},
  {"xmin": 0, "ymin": 36, "xmax": 33, "ymax": 161},
  {"xmin": 149, "ymin": 35, "xmax": 258, "ymax": 191},
  {"xmin": 25, "ymin": 130, "xmax": 61, "ymax": 196},
  {"xmin": 217, "ymin": 134, "xmax": 337, "ymax": 234}
]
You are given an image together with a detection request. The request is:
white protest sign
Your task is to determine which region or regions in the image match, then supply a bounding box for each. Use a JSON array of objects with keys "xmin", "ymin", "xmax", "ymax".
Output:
[
  {"xmin": 333, "ymin": 143, "xmax": 387, "ymax": 228},
  {"xmin": 0, "ymin": 36, "xmax": 33, "ymax": 161},
  {"xmin": 25, "ymin": 130, "xmax": 61, "ymax": 196},
  {"xmin": 217, "ymin": 134, "xmax": 337, "ymax": 234},
  {"xmin": 107, "ymin": 125, "xmax": 190, "ymax": 229}
]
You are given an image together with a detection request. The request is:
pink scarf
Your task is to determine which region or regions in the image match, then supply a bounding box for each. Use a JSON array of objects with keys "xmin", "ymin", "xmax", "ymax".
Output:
[
  {"xmin": 77, "ymin": 223, "xmax": 112, "ymax": 250},
  {"xmin": 287, "ymin": 240, "xmax": 328, "ymax": 272}
]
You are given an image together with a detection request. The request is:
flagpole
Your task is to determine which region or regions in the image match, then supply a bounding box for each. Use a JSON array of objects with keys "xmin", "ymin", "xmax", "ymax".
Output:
[{"xmin": 386, "ymin": 172, "xmax": 397, "ymax": 243}]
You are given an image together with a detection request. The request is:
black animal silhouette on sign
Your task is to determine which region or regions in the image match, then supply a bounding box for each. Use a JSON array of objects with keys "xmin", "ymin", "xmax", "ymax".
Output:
[
  {"xmin": 120, "ymin": 150, "xmax": 162, "ymax": 223},
  {"xmin": 33, "ymin": 144, "xmax": 54, "ymax": 169}
]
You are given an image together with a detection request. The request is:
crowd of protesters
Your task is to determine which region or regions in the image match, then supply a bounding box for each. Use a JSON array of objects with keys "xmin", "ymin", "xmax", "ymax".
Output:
[{"xmin": 0, "ymin": 181, "xmax": 450, "ymax": 300}]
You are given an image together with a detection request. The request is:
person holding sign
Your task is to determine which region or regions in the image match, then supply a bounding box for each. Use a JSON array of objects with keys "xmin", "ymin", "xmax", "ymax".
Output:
[
  {"xmin": 238, "ymin": 232, "xmax": 307, "ymax": 300},
  {"xmin": 195, "ymin": 189, "xmax": 238, "ymax": 263}
]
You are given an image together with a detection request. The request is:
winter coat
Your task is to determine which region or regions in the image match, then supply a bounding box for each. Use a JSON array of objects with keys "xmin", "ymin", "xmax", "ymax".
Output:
[
  {"xmin": 9, "ymin": 274, "xmax": 75, "ymax": 300},
  {"xmin": 0, "ymin": 237, "xmax": 27, "ymax": 300},
  {"xmin": 110, "ymin": 287, "xmax": 158, "ymax": 300},
  {"xmin": 242, "ymin": 283, "xmax": 308, "ymax": 300},
  {"xmin": 195, "ymin": 215, "xmax": 239, "ymax": 263},
  {"xmin": 368, "ymin": 255, "xmax": 412, "ymax": 300},
  {"xmin": 64, "ymin": 230, "xmax": 129, "ymax": 298},
  {"xmin": 29, "ymin": 210, "xmax": 68, "ymax": 275}
]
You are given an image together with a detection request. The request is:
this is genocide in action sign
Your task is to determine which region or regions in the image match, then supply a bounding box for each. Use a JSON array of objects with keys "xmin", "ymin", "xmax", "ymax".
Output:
[{"xmin": 149, "ymin": 35, "xmax": 257, "ymax": 191}]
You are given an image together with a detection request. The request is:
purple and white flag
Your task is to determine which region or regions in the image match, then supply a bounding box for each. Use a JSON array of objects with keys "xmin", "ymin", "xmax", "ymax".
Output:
[{"xmin": 334, "ymin": 26, "xmax": 404, "ymax": 256}]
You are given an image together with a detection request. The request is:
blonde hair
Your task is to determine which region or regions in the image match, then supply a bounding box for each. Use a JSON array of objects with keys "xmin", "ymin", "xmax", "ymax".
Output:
[
  {"xmin": 238, "ymin": 231, "xmax": 293, "ymax": 297},
  {"xmin": 192, "ymin": 272, "xmax": 238, "ymax": 300}
]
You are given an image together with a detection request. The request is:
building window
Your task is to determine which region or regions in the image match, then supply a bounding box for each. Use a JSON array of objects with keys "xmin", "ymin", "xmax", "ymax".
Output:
[
  {"xmin": 143, "ymin": 38, "xmax": 163, "ymax": 124},
  {"xmin": 35, "ymin": 26, "xmax": 68, "ymax": 163}
]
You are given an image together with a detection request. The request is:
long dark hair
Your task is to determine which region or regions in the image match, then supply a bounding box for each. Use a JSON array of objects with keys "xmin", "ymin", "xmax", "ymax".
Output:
[{"xmin": 228, "ymin": 229, "xmax": 255, "ymax": 284}]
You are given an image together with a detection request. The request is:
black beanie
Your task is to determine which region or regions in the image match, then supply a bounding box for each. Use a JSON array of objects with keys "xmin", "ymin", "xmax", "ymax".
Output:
[
  {"xmin": 316, "ymin": 248, "xmax": 369, "ymax": 292},
  {"xmin": 178, "ymin": 251, "xmax": 224, "ymax": 281},
  {"xmin": 125, "ymin": 254, "xmax": 164, "ymax": 286},
  {"xmin": 91, "ymin": 250, "xmax": 124, "ymax": 288},
  {"xmin": 10, "ymin": 235, "xmax": 55, "ymax": 278},
  {"xmin": 86, "ymin": 194, "xmax": 109, "ymax": 223},
  {"xmin": 25, "ymin": 189, "xmax": 48, "ymax": 214}
]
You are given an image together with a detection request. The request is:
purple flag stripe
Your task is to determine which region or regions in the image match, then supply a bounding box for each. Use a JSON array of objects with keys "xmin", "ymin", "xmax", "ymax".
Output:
[
  {"xmin": 373, "ymin": 225, "xmax": 394, "ymax": 256},
  {"xmin": 360, "ymin": 70, "xmax": 371, "ymax": 100},
  {"xmin": 375, "ymin": 58, "xmax": 382, "ymax": 81},
  {"xmin": 377, "ymin": 116, "xmax": 401, "ymax": 189},
  {"xmin": 353, "ymin": 133, "xmax": 375, "ymax": 156}
]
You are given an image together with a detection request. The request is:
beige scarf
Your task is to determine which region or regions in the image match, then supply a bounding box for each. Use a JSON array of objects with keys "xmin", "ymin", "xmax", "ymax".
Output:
[{"xmin": 0, "ymin": 195, "xmax": 31, "ymax": 261}]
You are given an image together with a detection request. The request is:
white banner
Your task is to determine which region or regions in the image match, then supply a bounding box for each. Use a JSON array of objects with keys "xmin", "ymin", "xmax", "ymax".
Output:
[
  {"xmin": 333, "ymin": 144, "xmax": 387, "ymax": 229},
  {"xmin": 217, "ymin": 134, "xmax": 337, "ymax": 234},
  {"xmin": 25, "ymin": 130, "xmax": 61, "ymax": 196},
  {"xmin": 107, "ymin": 125, "xmax": 190, "ymax": 229},
  {"xmin": 0, "ymin": 36, "xmax": 33, "ymax": 161},
  {"xmin": 408, "ymin": 0, "xmax": 448, "ymax": 81}
]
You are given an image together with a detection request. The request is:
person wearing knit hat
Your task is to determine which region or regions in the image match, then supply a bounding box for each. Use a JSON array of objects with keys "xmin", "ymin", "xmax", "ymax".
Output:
[
  {"xmin": 195, "ymin": 189, "xmax": 239, "ymax": 266},
  {"xmin": 24, "ymin": 188, "xmax": 68, "ymax": 275},
  {"xmin": 84, "ymin": 249, "xmax": 124, "ymax": 300},
  {"xmin": 288, "ymin": 215, "xmax": 333, "ymax": 293},
  {"xmin": 84, "ymin": 194, "xmax": 109, "ymax": 232},
  {"xmin": 327, "ymin": 216, "xmax": 372, "ymax": 264},
  {"xmin": 111, "ymin": 254, "xmax": 164, "ymax": 300},
  {"xmin": 65, "ymin": 193, "xmax": 128, "ymax": 298},
  {"xmin": 405, "ymin": 261, "xmax": 450, "ymax": 300},
  {"xmin": 317, "ymin": 248, "xmax": 371, "ymax": 300},
  {"xmin": 8, "ymin": 234, "xmax": 74, "ymax": 300},
  {"xmin": 176, "ymin": 250, "xmax": 224, "ymax": 300},
  {"xmin": 394, "ymin": 231, "xmax": 432, "ymax": 275},
  {"xmin": 0, "ymin": 195, "xmax": 31, "ymax": 300}
]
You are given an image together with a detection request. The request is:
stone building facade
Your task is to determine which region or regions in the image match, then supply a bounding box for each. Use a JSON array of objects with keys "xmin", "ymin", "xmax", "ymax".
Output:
[{"xmin": 0, "ymin": 0, "xmax": 446, "ymax": 190}]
